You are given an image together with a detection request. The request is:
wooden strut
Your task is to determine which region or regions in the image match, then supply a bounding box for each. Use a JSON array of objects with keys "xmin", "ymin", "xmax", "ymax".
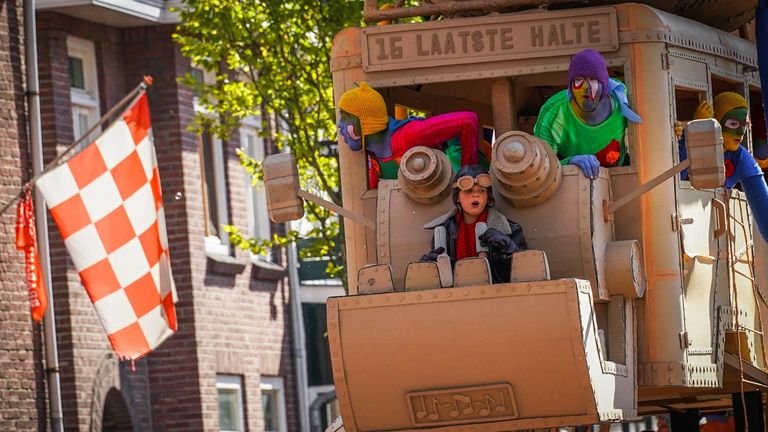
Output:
[
  {"xmin": 363, "ymin": 0, "xmax": 550, "ymax": 23},
  {"xmin": 608, "ymin": 159, "xmax": 690, "ymax": 213},
  {"xmin": 725, "ymin": 190, "xmax": 750, "ymax": 431},
  {"xmin": 297, "ymin": 189, "xmax": 376, "ymax": 230}
]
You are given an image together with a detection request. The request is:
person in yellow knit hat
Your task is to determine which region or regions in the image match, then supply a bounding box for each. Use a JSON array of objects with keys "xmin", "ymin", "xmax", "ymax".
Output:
[
  {"xmin": 337, "ymin": 82, "xmax": 480, "ymax": 188},
  {"xmin": 679, "ymin": 91, "xmax": 768, "ymax": 242}
]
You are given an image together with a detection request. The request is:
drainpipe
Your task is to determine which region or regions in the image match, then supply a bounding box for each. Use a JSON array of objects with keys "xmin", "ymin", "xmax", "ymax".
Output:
[
  {"xmin": 309, "ymin": 390, "xmax": 337, "ymax": 432},
  {"xmin": 287, "ymin": 222, "xmax": 310, "ymax": 431},
  {"xmin": 24, "ymin": 0, "xmax": 64, "ymax": 431}
]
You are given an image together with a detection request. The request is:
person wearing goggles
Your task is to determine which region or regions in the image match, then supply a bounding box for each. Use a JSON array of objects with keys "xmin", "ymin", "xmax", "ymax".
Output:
[
  {"xmin": 533, "ymin": 49, "xmax": 642, "ymax": 179},
  {"xmin": 421, "ymin": 165, "xmax": 527, "ymax": 284},
  {"xmin": 678, "ymin": 92, "xmax": 768, "ymax": 242}
]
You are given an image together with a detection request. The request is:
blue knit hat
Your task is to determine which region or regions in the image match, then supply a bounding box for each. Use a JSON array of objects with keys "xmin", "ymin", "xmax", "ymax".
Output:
[{"xmin": 567, "ymin": 49, "xmax": 609, "ymax": 99}]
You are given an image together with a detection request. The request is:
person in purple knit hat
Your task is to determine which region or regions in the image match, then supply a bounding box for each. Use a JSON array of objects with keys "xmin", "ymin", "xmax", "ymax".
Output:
[{"xmin": 534, "ymin": 49, "xmax": 642, "ymax": 179}]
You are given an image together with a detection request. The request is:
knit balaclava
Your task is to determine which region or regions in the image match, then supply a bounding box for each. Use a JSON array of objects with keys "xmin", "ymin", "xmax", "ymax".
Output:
[
  {"xmin": 567, "ymin": 49, "xmax": 609, "ymax": 99},
  {"xmin": 338, "ymin": 82, "xmax": 389, "ymax": 137},
  {"xmin": 713, "ymin": 92, "xmax": 748, "ymax": 125}
]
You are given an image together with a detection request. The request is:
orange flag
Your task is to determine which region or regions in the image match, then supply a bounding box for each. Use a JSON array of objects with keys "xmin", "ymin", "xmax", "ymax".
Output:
[
  {"xmin": 15, "ymin": 187, "xmax": 48, "ymax": 322},
  {"xmin": 36, "ymin": 93, "xmax": 177, "ymax": 360}
]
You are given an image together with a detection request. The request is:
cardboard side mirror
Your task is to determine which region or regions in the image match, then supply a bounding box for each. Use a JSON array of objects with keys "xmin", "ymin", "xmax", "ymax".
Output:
[
  {"xmin": 685, "ymin": 119, "xmax": 725, "ymax": 189},
  {"xmin": 263, "ymin": 153, "xmax": 305, "ymax": 223}
]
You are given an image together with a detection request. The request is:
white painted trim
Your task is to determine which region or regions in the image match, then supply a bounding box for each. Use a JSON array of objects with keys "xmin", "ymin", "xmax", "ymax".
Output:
[
  {"xmin": 201, "ymin": 132, "xmax": 231, "ymax": 256},
  {"xmin": 66, "ymin": 36, "xmax": 98, "ymax": 95},
  {"xmin": 299, "ymin": 286, "xmax": 346, "ymax": 304},
  {"xmin": 240, "ymin": 121, "xmax": 272, "ymax": 262},
  {"xmin": 36, "ymin": 0, "xmax": 164, "ymax": 21},
  {"xmin": 216, "ymin": 374, "xmax": 245, "ymax": 432},
  {"xmin": 211, "ymin": 134, "xmax": 229, "ymax": 245},
  {"xmin": 205, "ymin": 236, "xmax": 230, "ymax": 256},
  {"xmin": 70, "ymin": 89, "xmax": 99, "ymax": 109},
  {"xmin": 261, "ymin": 376, "xmax": 288, "ymax": 432},
  {"xmin": 206, "ymin": 136, "xmax": 230, "ymax": 254},
  {"xmin": 67, "ymin": 36, "xmax": 101, "ymax": 143}
]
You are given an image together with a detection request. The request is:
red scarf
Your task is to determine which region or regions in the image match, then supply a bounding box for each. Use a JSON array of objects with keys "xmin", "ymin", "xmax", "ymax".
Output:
[{"xmin": 455, "ymin": 208, "xmax": 487, "ymax": 261}]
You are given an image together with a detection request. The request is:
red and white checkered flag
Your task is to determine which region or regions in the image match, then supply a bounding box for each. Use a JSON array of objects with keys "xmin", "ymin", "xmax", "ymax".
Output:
[{"xmin": 36, "ymin": 93, "xmax": 177, "ymax": 360}]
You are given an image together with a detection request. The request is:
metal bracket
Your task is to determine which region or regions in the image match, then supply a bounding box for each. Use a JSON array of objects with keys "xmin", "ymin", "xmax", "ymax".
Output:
[{"xmin": 671, "ymin": 214, "xmax": 694, "ymax": 231}]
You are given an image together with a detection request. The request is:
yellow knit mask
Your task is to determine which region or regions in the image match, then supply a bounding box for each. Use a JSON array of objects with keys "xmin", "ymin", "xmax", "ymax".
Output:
[
  {"xmin": 713, "ymin": 92, "xmax": 748, "ymax": 124},
  {"xmin": 338, "ymin": 82, "xmax": 389, "ymax": 137}
]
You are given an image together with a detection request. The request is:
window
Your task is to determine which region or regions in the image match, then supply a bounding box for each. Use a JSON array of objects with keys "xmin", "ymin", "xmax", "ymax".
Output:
[
  {"xmin": 217, "ymin": 375, "xmax": 245, "ymax": 432},
  {"xmin": 193, "ymin": 65, "xmax": 232, "ymax": 256},
  {"xmin": 303, "ymin": 303, "xmax": 333, "ymax": 386},
  {"xmin": 67, "ymin": 36, "xmax": 100, "ymax": 145},
  {"xmin": 261, "ymin": 377, "xmax": 287, "ymax": 432},
  {"xmin": 241, "ymin": 117, "xmax": 272, "ymax": 261},
  {"xmin": 200, "ymin": 130, "xmax": 231, "ymax": 255}
]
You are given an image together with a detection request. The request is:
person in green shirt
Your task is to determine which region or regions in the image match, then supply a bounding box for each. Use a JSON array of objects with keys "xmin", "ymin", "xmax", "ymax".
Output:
[{"xmin": 533, "ymin": 49, "xmax": 642, "ymax": 179}]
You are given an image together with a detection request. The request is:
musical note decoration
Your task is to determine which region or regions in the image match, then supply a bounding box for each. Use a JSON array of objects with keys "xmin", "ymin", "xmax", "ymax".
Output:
[{"xmin": 408, "ymin": 383, "xmax": 518, "ymax": 427}]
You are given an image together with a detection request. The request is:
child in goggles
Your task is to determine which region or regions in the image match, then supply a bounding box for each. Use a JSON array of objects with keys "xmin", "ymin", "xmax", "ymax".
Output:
[{"xmin": 421, "ymin": 165, "xmax": 527, "ymax": 284}]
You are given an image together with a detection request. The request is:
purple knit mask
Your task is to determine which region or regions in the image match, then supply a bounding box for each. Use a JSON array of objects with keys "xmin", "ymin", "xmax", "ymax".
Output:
[{"xmin": 567, "ymin": 49, "xmax": 609, "ymax": 100}]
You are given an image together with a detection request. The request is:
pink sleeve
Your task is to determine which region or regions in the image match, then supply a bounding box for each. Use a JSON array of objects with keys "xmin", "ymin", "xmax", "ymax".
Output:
[{"xmin": 391, "ymin": 111, "xmax": 479, "ymax": 166}]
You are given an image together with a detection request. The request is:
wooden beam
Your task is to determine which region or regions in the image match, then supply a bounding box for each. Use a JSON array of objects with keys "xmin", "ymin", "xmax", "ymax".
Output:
[{"xmin": 363, "ymin": 0, "xmax": 550, "ymax": 23}]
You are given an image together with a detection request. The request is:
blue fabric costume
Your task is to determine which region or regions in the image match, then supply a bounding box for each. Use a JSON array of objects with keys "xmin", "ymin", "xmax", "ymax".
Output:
[{"xmin": 680, "ymin": 138, "xmax": 768, "ymax": 242}]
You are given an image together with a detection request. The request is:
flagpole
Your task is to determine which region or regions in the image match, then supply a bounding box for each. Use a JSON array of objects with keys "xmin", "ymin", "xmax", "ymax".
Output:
[
  {"xmin": 24, "ymin": 0, "xmax": 63, "ymax": 430},
  {"xmin": 0, "ymin": 77, "xmax": 151, "ymax": 217}
]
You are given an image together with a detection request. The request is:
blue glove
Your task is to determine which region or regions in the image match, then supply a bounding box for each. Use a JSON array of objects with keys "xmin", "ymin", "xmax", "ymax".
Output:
[
  {"xmin": 741, "ymin": 175, "xmax": 768, "ymax": 243},
  {"xmin": 569, "ymin": 154, "xmax": 600, "ymax": 179},
  {"xmin": 479, "ymin": 228, "xmax": 518, "ymax": 255},
  {"xmin": 419, "ymin": 247, "xmax": 445, "ymax": 262}
]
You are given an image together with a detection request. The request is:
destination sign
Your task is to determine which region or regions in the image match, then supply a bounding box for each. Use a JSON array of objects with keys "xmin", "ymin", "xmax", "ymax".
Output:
[{"xmin": 361, "ymin": 7, "xmax": 618, "ymax": 71}]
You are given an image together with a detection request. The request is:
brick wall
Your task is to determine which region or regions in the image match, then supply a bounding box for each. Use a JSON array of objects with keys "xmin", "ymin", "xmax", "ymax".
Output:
[
  {"xmin": 121, "ymin": 24, "xmax": 299, "ymax": 431},
  {"xmin": 37, "ymin": 13, "xmax": 152, "ymax": 432},
  {"xmin": 121, "ymin": 24, "xmax": 205, "ymax": 431},
  {"xmin": 34, "ymin": 13, "xmax": 299, "ymax": 431},
  {"xmin": 0, "ymin": 1, "xmax": 46, "ymax": 430}
]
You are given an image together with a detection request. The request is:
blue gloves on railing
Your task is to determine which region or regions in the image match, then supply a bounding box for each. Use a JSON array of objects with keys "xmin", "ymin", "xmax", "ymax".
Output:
[{"xmin": 569, "ymin": 154, "xmax": 601, "ymax": 179}]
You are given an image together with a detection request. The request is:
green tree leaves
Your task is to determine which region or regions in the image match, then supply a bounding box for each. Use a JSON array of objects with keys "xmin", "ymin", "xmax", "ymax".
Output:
[{"xmin": 174, "ymin": 0, "xmax": 362, "ymax": 279}]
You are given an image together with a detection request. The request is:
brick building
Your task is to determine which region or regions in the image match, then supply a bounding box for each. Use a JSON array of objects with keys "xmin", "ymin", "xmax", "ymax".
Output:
[
  {"xmin": 1, "ymin": 0, "xmax": 301, "ymax": 430},
  {"xmin": 0, "ymin": 1, "xmax": 47, "ymax": 430}
]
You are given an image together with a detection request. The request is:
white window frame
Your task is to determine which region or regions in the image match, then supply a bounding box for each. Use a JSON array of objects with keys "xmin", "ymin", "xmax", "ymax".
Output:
[
  {"xmin": 261, "ymin": 376, "xmax": 288, "ymax": 432},
  {"xmin": 216, "ymin": 375, "xmax": 245, "ymax": 432},
  {"xmin": 201, "ymin": 131, "xmax": 231, "ymax": 256},
  {"xmin": 194, "ymin": 66, "xmax": 231, "ymax": 256},
  {"xmin": 67, "ymin": 36, "xmax": 101, "ymax": 144},
  {"xmin": 240, "ymin": 116, "xmax": 273, "ymax": 262}
]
